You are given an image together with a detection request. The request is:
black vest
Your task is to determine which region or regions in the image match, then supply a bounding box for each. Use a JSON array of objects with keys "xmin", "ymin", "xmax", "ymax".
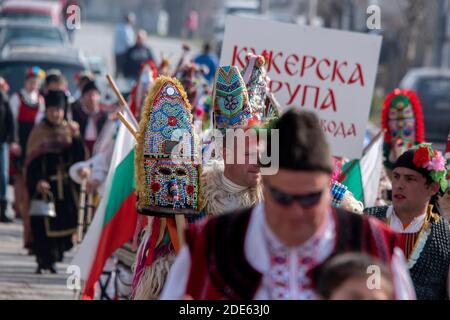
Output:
[
  {"xmin": 364, "ymin": 206, "xmax": 450, "ymax": 300},
  {"xmin": 70, "ymin": 102, "xmax": 108, "ymax": 142}
]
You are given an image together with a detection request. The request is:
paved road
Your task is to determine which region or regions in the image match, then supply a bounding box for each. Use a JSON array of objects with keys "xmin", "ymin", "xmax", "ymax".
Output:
[
  {"xmin": 0, "ymin": 218, "xmax": 78, "ymax": 300},
  {"xmin": 73, "ymin": 21, "xmax": 201, "ymax": 75}
]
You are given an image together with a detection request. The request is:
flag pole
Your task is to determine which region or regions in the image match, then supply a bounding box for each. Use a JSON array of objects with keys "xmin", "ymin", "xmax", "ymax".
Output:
[
  {"xmin": 106, "ymin": 75, "xmax": 139, "ymax": 128},
  {"xmin": 116, "ymin": 112, "xmax": 138, "ymax": 140},
  {"xmin": 106, "ymin": 74, "xmax": 138, "ymax": 140},
  {"xmin": 77, "ymin": 178, "xmax": 87, "ymax": 244}
]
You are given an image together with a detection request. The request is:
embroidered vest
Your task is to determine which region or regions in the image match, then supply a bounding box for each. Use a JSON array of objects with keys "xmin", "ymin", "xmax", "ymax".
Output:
[{"xmin": 17, "ymin": 92, "xmax": 40, "ymax": 123}]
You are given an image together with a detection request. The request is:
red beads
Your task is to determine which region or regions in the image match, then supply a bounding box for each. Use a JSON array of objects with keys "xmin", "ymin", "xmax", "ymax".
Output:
[
  {"xmin": 151, "ymin": 182, "xmax": 161, "ymax": 192},
  {"xmin": 168, "ymin": 116, "xmax": 177, "ymax": 126}
]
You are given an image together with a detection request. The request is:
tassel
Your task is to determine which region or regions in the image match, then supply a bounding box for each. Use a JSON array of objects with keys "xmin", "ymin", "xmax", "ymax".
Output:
[
  {"xmin": 131, "ymin": 217, "xmax": 160, "ymax": 291},
  {"xmin": 132, "ymin": 215, "xmax": 148, "ymax": 251},
  {"xmin": 132, "ymin": 253, "xmax": 176, "ymax": 300}
]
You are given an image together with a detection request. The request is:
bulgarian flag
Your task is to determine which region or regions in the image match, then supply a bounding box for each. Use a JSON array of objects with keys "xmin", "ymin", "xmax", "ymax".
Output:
[
  {"xmin": 340, "ymin": 131, "xmax": 384, "ymax": 207},
  {"xmin": 71, "ymin": 115, "xmax": 138, "ymax": 299}
]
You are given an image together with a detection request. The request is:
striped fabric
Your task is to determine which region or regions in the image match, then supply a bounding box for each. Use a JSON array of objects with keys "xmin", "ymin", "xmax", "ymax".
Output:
[{"xmin": 400, "ymin": 232, "xmax": 420, "ymax": 259}]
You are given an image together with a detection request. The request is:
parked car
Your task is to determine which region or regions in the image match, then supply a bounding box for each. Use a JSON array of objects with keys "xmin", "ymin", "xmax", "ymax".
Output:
[
  {"xmin": 0, "ymin": 43, "xmax": 88, "ymax": 94},
  {"xmin": 399, "ymin": 68, "xmax": 450, "ymax": 145},
  {"xmin": 0, "ymin": 0, "xmax": 62, "ymax": 26},
  {"xmin": 0, "ymin": 20, "xmax": 69, "ymax": 51}
]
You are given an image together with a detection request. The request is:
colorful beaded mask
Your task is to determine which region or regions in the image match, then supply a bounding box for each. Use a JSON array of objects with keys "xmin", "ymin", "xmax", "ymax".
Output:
[
  {"xmin": 381, "ymin": 89, "xmax": 425, "ymax": 168},
  {"xmin": 212, "ymin": 66, "xmax": 253, "ymax": 132},
  {"xmin": 241, "ymin": 53, "xmax": 280, "ymax": 121},
  {"xmin": 135, "ymin": 76, "xmax": 202, "ymax": 216}
]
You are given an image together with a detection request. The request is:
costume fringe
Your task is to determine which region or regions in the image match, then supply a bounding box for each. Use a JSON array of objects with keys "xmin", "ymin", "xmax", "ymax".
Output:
[
  {"xmin": 201, "ymin": 160, "xmax": 263, "ymax": 215},
  {"xmin": 131, "ymin": 217, "xmax": 153, "ymax": 290},
  {"xmin": 132, "ymin": 253, "xmax": 176, "ymax": 300}
]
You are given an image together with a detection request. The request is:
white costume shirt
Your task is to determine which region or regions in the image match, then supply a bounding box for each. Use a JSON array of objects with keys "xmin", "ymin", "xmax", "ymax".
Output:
[{"xmin": 386, "ymin": 205, "xmax": 426, "ymax": 233}]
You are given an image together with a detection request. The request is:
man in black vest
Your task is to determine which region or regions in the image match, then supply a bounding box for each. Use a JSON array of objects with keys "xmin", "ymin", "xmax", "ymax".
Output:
[
  {"xmin": 365, "ymin": 145, "xmax": 450, "ymax": 300},
  {"xmin": 70, "ymin": 80, "xmax": 108, "ymax": 157}
]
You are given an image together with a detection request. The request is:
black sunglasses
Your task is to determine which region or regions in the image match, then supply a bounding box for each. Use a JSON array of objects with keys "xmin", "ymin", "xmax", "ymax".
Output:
[{"xmin": 267, "ymin": 184, "xmax": 324, "ymax": 209}]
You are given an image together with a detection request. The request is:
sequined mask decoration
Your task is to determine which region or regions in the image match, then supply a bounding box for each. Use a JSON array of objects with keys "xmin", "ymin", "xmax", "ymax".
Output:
[
  {"xmin": 135, "ymin": 76, "xmax": 202, "ymax": 215},
  {"xmin": 388, "ymin": 95, "xmax": 416, "ymax": 163},
  {"xmin": 242, "ymin": 54, "xmax": 281, "ymax": 121},
  {"xmin": 242, "ymin": 54, "xmax": 267, "ymax": 120},
  {"xmin": 213, "ymin": 66, "xmax": 253, "ymax": 131}
]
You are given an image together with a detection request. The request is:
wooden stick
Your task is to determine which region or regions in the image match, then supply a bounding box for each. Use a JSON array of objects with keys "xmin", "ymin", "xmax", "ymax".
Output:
[
  {"xmin": 117, "ymin": 111, "xmax": 138, "ymax": 140},
  {"xmin": 174, "ymin": 214, "xmax": 186, "ymax": 248},
  {"xmin": 77, "ymin": 178, "xmax": 87, "ymax": 244},
  {"xmin": 338, "ymin": 130, "xmax": 384, "ymax": 182},
  {"xmin": 86, "ymin": 193, "xmax": 94, "ymax": 226},
  {"xmin": 166, "ymin": 217, "xmax": 180, "ymax": 253},
  {"xmin": 106, "ymin": 74, "xmax": 139, "ymax": 129}
]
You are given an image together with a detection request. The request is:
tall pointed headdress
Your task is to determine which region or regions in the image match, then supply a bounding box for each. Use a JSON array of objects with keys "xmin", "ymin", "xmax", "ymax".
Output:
[
  {"xmin": 241, "ymin": 53, "xmax": 280, "ymax": 122},
  {"xmin": 135, "ymin": 76, "xmax": 202, "ymax": 216},
  {"xmin": 212, "ymin": 65, "xmax": 253, "ymax": 131},
  {"xmin": 381, "ymin": 88, "xmax": 425, "ymax": 169}
]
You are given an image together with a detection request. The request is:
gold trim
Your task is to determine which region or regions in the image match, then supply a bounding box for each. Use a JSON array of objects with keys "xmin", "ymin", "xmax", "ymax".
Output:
[{"xmin": 44, "ymin": 217, "xmax": 77, "ymax": 238}]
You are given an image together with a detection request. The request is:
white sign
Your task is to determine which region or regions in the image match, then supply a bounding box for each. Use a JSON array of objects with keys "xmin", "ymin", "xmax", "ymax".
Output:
[{"xmin": 220, "ymin": 16, "xmax": 382, "ymax": 159}]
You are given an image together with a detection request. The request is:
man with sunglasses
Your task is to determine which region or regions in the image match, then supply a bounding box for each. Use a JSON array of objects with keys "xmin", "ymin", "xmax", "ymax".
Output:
[{"xmin": 161, "ymin": 109, "xmax": 414, "ymax": 300}]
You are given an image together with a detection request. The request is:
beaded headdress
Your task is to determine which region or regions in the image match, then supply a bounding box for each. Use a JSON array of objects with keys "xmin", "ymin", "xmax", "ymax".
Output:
[
  {"xmin": 135, "ymin": 76, "xmax": 202, "ymax": 216},
  {"xmin": 212, "ymin": 65, "xmax": 253, "ymax": 132},
  {"xmin": 241, "ymin": 53, "xmax": 280, "ymax": 122},
  {"xmin": 381, "ymin": 88, "xmax": 425, "ymax": 169}
]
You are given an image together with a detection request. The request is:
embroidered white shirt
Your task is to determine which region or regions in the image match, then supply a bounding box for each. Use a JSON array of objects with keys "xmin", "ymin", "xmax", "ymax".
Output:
[
  {"xmin": 386, "ymin": 206, "xmax": 426, "ymax": 233},
  {"xmin": 81, "ymin": 104, "xmax": 100, "ymax": 141},
  {"xmin": 253, "ymin": 203, "xmax": 335, "ymax": 299}
]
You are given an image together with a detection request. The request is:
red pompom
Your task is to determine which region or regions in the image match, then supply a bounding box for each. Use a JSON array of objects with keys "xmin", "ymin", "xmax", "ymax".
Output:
[
  {"xmin": 261, "ymin": 50, "xmax": 270, "ymax": 64},
  {"xmin": 256, "ymin": 56, "xmax": 265, "ymax": 67}
]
